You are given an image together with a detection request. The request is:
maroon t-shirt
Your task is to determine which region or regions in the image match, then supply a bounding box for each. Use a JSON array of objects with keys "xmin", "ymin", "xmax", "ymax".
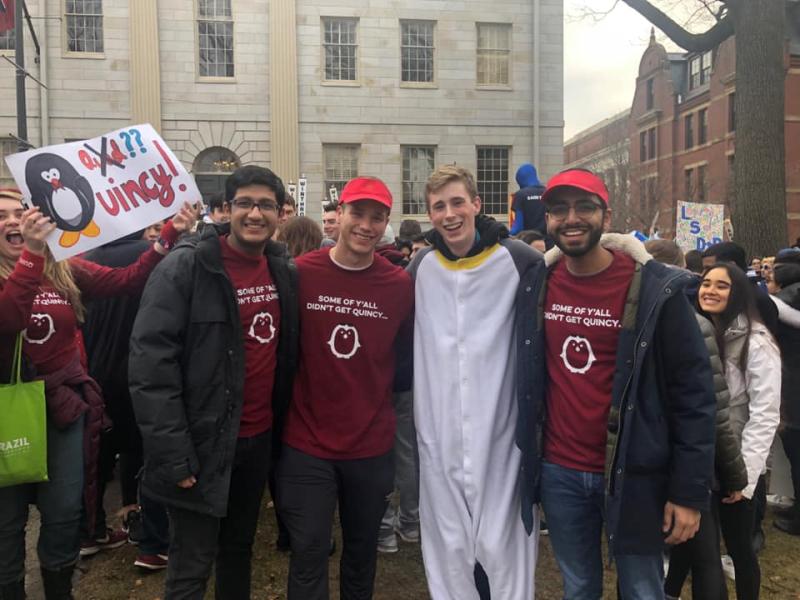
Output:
[
  {"xmin": 220, "ymin": 236, "xmax": 281, "ymax": 438},
  {"xmin": 283, "ymin": 248, "xmax": 414, "ymax": 459},
  {"xmin": 543, "ymin": 250, "xmax": 635, "ymax": 473}
]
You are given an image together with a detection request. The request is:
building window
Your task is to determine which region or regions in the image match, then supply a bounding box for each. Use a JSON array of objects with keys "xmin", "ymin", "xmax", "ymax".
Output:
[
  {"xmin": 685, "ymin": 114, "xmax": 694, "ymax": 150},
  {"xmin": 688, "ymin": 51, "xmax": 712, "ymax": 90},
  {"xmin": 193, "ymin": 146, "xmax": 240, "ymax": 204},
  {"xmin": 476, "ymin": 23, "xmax": 511, "ymax": 86},
  {"xmin": 476, "ymin": 146, "xmax": 510, "ymax": 215},
  {"xmin": 197, "ymin": 0, "xmax": 234, "ymax": 78},
  {"xmin": 639, "ymin": 131, "xmax": 646, "ymax": 162},
  {"xmin": 728, "ymin": 93, "xmax": 736, "ymax": 132},
  {"xmin": 685, "ymin": 168, "xmax": 694, "ymax": 200},
  {"xmin": 646, "ymin": 78, "xmax": 654, "ymax": 110},
  {"xmin": 697, "ymin": 164, "xmax": 707, "ymax": 201},
  {"xmin": 402, "ymin": 146, "xmax": 435, "ymax": 215},
  {"xmin": 698, "ymin": 108, "xmax": 708, "ymax": 144},
  {"xmin": 0, "ymin": 27, "xmax": 15, "ymax": 51},
  {"xmin": 647, "ymin": 128, "xmax": 656, "ymax": 160},
  {"xmin": 0, "ymin": 138, "xmax": 16, "ymax": 187},
  {"xmin": 66, "ymin": 0, "xmax": 104, "ymax": 54},
  {"xmin": 401, "ymin": 20, "xmax": 435, "ymax": 83},
  {"xmin": 324, "ymin": 144, "xmax": 359, "ymax": 198},
  {"xmin": 323, "ymin": 18, "xmax": 357, "ymax": 82}
]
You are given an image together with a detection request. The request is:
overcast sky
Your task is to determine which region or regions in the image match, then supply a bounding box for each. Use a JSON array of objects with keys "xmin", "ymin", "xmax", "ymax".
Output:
[{"xmin": 563, "ymin": 1, "xmax": 680, "ymax": 139}]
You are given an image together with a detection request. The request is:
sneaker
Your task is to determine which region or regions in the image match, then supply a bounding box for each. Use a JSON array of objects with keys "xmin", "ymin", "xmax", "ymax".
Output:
[
  {"xmin": 134, "ymin": 553, "xmax": 168, "ymax": 571},
  {"xmin": 395, "ymin": 524, "xmax": 420, "ymax": 543},
  {"xmin": 80, "ymin": 528, "xmax": 128, "ymax": 557},
  {"xmin": 377, "ymin": 533, "xmax": 398, "ymax": 554},
  {"xmin": 774, "ymin": 517, "xmax": 800, "ymax": 536},
  {"xmin": 122, "ymin": 509, "xmax": 144, "ymax": 546},
  {"xmin": 721, "ymin": 554, "xmax": 736, "ymax": 581}
]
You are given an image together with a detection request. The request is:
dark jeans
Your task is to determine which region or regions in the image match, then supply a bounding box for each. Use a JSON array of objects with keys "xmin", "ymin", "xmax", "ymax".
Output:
[
  {"xmin": 780, "ymin": 428, "xmax": 800, "ymax": 508},
  {"xmin": 164, "ymin": 430, "xmax": 271, "ymax": 600},
  {"xmin": 277, "ymin": 445, "xmax": 394, "ymax": 600},
  {"xmin": 664, "ymin": 496, "xmax": 727, "ymax": 600},
  {"xmin": 0, "ymin": 416, "xmax": 84, "ymax": 583},
  {"xmin": 719, "ymin": 477, "xmax": 765, "ymax": 600},
  {"xmin": 140, "ymin": 487, "xmax": 170, "ymax": 556}
]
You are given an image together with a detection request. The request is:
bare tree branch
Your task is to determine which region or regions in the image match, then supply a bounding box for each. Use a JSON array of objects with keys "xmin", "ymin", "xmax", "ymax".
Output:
[
  {"xmin": 567, "ymin": 0, "xmax": 621, "ymax": 24},
  {"xmin": 620, "ymin": 0, "xmax": 734, "ymax": 51}
]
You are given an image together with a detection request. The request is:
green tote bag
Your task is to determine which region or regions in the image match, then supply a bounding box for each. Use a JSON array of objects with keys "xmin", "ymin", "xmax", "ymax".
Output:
[{"xmin": 0, "ymin": 334, "xmax": 48, "ymax": 487}]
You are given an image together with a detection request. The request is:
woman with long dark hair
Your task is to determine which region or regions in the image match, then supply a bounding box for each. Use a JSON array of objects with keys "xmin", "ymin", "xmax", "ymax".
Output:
[
  {"xmin": 696, "ymin": 262, "xmax": 781, "ymax": 600},
  {"xmin": 0, "ymin": 189, "xmax": 195, "ymax": 599}
]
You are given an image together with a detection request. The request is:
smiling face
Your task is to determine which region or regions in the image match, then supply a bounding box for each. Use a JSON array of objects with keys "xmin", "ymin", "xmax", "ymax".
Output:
[
  {"xmin": 335, "ymin": 200, "xmax": 389, "ymax": 261},
  {"xmin": 228, "ymin": 184, "xmax": 279, "ymax": 256},
  {"xmin": 0, "ymin": 197, "xmax": 25, "ymax": 262},
  {"xmin": 322, "ymin": 210, "xmax": 340, "ymax": 240},
  {"xmin": 427, "ymin": 180, "xmax": 481, "ymax": 258},
  {"xmin": 698, "ymin": 267, "xmax": 732, "ymax": 314},
  {"xmin": 545, "ymin": 188, "xmax": 609, "ymax": 258}
]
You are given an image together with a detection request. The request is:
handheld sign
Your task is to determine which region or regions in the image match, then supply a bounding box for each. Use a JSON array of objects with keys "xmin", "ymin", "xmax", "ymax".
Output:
[
  {"xmin": 675, "ymin": 201, "xmax": 724, "ymax": 253},
  {"xmin": 297, "ymin": 175, "xmax": 307, "ymax": 216},
  {"xmin": 5, "ymin": 124, "xmax": 199, "ymax": 261}
]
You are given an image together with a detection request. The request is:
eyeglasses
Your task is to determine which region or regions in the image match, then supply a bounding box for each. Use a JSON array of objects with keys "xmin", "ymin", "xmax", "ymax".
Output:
[
  {"xmin": 546, "ymin": 201, "xmax": 604, "ymax": 220},
  {"xmin": 231, "ymin": 198, "xmax": 278, "ymax": 213}
]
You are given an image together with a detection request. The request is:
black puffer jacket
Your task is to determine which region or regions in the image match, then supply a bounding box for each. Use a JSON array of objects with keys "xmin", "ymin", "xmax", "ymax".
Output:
[
  {"xmin": 776, "ymin": 282, "xmax": 800, "ymax": 430},
  {"xmin": 695, "ymin": 314, "xmax": 748, "ymax": 493},
  {"xmin": 129, "ymin": 225, "xmax": 298, "ymax": 517}
]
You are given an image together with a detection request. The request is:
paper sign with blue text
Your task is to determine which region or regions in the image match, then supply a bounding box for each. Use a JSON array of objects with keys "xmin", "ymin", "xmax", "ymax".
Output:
[
  {"xmin": 675, "ymin": 201, "xmax": 725, "ymax": 253},
  {"xmin": 5, "ymin": 124, "xmax": 199, "ymax": 261}
]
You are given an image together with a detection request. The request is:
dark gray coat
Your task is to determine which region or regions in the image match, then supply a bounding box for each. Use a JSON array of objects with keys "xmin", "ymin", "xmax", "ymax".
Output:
[{"xmin": 129, "ymin": 226, "xmax": 298, "ymax": 517}]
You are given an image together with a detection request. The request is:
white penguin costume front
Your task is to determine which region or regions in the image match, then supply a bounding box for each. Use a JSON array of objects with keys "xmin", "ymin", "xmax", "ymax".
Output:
[{"xmin": 410, "ymin": 241, "xmax": 540, "ymax": 600}]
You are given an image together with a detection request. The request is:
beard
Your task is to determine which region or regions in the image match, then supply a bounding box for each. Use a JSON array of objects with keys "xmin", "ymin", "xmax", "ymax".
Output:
[{"xmin": 552, "ymin": 223, "xmax": 603, "ymax": 257}]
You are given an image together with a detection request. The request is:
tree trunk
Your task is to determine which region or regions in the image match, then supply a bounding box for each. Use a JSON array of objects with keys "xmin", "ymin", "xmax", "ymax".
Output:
[{"xmin": 729, "ymin": 0, "xmax": 787, "ymax": 255}]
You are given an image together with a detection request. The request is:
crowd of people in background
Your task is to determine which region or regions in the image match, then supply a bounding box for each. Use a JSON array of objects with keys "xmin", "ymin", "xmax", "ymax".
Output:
[{"xmin": 1, "ymin": 160, "xmax": 799, "ymax": 600}]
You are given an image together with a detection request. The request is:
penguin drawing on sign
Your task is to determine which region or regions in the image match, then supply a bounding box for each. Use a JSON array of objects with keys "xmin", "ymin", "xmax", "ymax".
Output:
[{"xmin": 24, "ymin": 153, "xmax": 100, "ymax": 248}]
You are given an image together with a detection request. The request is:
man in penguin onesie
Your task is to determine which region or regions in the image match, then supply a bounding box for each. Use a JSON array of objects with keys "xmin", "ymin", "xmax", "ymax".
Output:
[{"xmin": 408, "ymin": 164, "xmax": 543, "ymax": 599}]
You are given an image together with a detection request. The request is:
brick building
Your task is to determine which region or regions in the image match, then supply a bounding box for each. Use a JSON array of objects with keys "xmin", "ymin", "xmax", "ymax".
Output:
[
  {"xmin": 565, "ymin": 23, "xmax": 800, "ymax": 242},
  {"xmin": 0, "ymin": 0, "xmax": 564, "ymax": 227}
]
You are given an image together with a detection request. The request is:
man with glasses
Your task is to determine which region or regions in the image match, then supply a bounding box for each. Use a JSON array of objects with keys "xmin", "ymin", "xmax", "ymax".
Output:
[
  {"xmin": 522, "ymin": 168, "xmax": 716, "ymax": 597},
  {"xmin": 130, "ymin": 165, "xmax": 298, "ymax": 599}
]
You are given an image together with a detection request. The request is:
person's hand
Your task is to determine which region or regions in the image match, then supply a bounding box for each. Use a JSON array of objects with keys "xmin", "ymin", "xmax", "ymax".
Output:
[
  {"xmin": 177, "ymin": 475, "xmax": 197, "ymax": 489},
  {"xmin": 663, "ymin": 501, "xmax": 701, "ymax": 545},
  {"xmin": 721, "ymin": 490, "xmax": 744, "ymax": 504},
  {"xmin": 171, "ymin": 201, "xmax": 198, "ymax": 234},
  {"xmin": 20, "ymin": 208, "xmax": 56, "ymax": 256}
]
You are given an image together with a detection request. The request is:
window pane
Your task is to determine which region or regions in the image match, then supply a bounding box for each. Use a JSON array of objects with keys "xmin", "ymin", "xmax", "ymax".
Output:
[
  {"xmin": 402, "ymin": 146, "xmax": 435, "ymax": 214},
  {"xmin": 401, "ymin": 21, "xmax": 434, "ymax": 83},
  {"xmin": 477, "ymin": 23, "xmax": 511, "ymax": 86},
  {"xmin": 66, "ymin": 1, "xmax": 104, "ymax": 53},
  {"xmin": 199, "ymin": 20, "xmax": 234, "ymax": 77},
  {"xmin": 477, "ymin": 146, "xmax": 509, "ymax": 215},
  {"xmin": 324, "ymin": 145, "xmax": 359, "ymax": 197},
  {"xmin": 323, "ymin": 18, "xmax": 357, "ymax": 81}
]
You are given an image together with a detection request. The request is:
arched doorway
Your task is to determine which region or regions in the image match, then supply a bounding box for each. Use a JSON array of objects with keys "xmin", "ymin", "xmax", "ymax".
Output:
[{"xmin": 192, "ymin": 147, "xmax": 241, "ymax": 204}]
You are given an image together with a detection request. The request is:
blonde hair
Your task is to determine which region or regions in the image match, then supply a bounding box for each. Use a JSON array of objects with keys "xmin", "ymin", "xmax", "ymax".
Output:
[{"xmin": 424, "ymin": 165, "xmax": 478, "ymax": 208}]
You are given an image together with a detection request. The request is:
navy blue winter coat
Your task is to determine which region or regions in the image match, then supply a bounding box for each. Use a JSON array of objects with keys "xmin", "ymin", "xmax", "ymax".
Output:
[{"xmin": 515, "ymin": 234, "xmax": 716, "ymax": 555}]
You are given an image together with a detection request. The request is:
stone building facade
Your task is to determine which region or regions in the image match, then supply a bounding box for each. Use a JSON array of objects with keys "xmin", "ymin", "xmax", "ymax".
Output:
[{"xmin": 0, "ymin": 0, "xmax": 564, "ymax": 226}]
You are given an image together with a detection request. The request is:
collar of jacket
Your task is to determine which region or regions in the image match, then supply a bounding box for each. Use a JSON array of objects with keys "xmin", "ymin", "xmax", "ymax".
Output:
[
  {"xmin": 427, "ymin": 214, "xmax": 509, "ymax": 261},
  {"xmin": 543, "ymin": 232, "xmax": 653, "ymax": 268},
  {"xmin": 193, "ymin": 223, "xmax": 289, "ymax": 275}
]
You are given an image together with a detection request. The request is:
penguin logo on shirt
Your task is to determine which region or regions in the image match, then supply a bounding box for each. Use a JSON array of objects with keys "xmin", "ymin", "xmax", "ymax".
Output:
[
  {"xmin": 24, "ymin": 154, "xmax": 100, "ymax": 249},
  {"xmin": 327, "ymin": 324, "xmax": 361, "ymax": 359},
  {"xmin": 23, "ymin": 313, "xmax": 56, "ymax": 345},
  {"xmin": 249, "ymin": 311, "xmax": 276, "ymax": 344},
  {"xmin": 560, "ymin": 335, "xmax": 597, "ymax": 375}
]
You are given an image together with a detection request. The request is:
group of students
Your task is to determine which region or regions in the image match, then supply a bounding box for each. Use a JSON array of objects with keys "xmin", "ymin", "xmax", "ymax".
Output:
[{"xmin": 0, "ymin": 161, "xmax": 795, "ymax": 600}]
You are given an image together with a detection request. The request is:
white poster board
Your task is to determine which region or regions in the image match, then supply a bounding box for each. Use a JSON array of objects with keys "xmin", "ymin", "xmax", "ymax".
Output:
[
  {"xmin": 5, "ymin": 124, "xmax": 199, "ymax": 260},
  {"xmin": 675, "ymin": 201, "xmax": 725, "ymax": 253}
]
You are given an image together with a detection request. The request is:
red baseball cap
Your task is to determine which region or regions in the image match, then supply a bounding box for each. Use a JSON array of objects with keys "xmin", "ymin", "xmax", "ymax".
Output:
[
  {"xmin": 340, "ymin": 177, "xmax": 393, "ymax": 210},
  {"xmin": 542, "ymin": 169, "xmax": 609, "ymax": 206}
]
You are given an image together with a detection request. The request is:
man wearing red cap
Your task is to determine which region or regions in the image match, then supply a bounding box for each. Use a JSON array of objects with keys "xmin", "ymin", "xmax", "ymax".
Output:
[
  {"xmin": 520, "ymin": 168, "xmax": 716, "ymax": 597},
  {"xmin": 277, "ymin": 176, "xmax": 413, "ymax": 599}
]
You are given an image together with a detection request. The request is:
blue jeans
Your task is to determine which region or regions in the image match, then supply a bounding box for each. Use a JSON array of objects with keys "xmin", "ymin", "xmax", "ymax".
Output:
[
  {"xmin": 540, "ymin": 461, "xmax": 664, "ymax": 600},
  {"xmin": 0, "ymin": 415, "xmax": 85, "ymax": 584}
]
